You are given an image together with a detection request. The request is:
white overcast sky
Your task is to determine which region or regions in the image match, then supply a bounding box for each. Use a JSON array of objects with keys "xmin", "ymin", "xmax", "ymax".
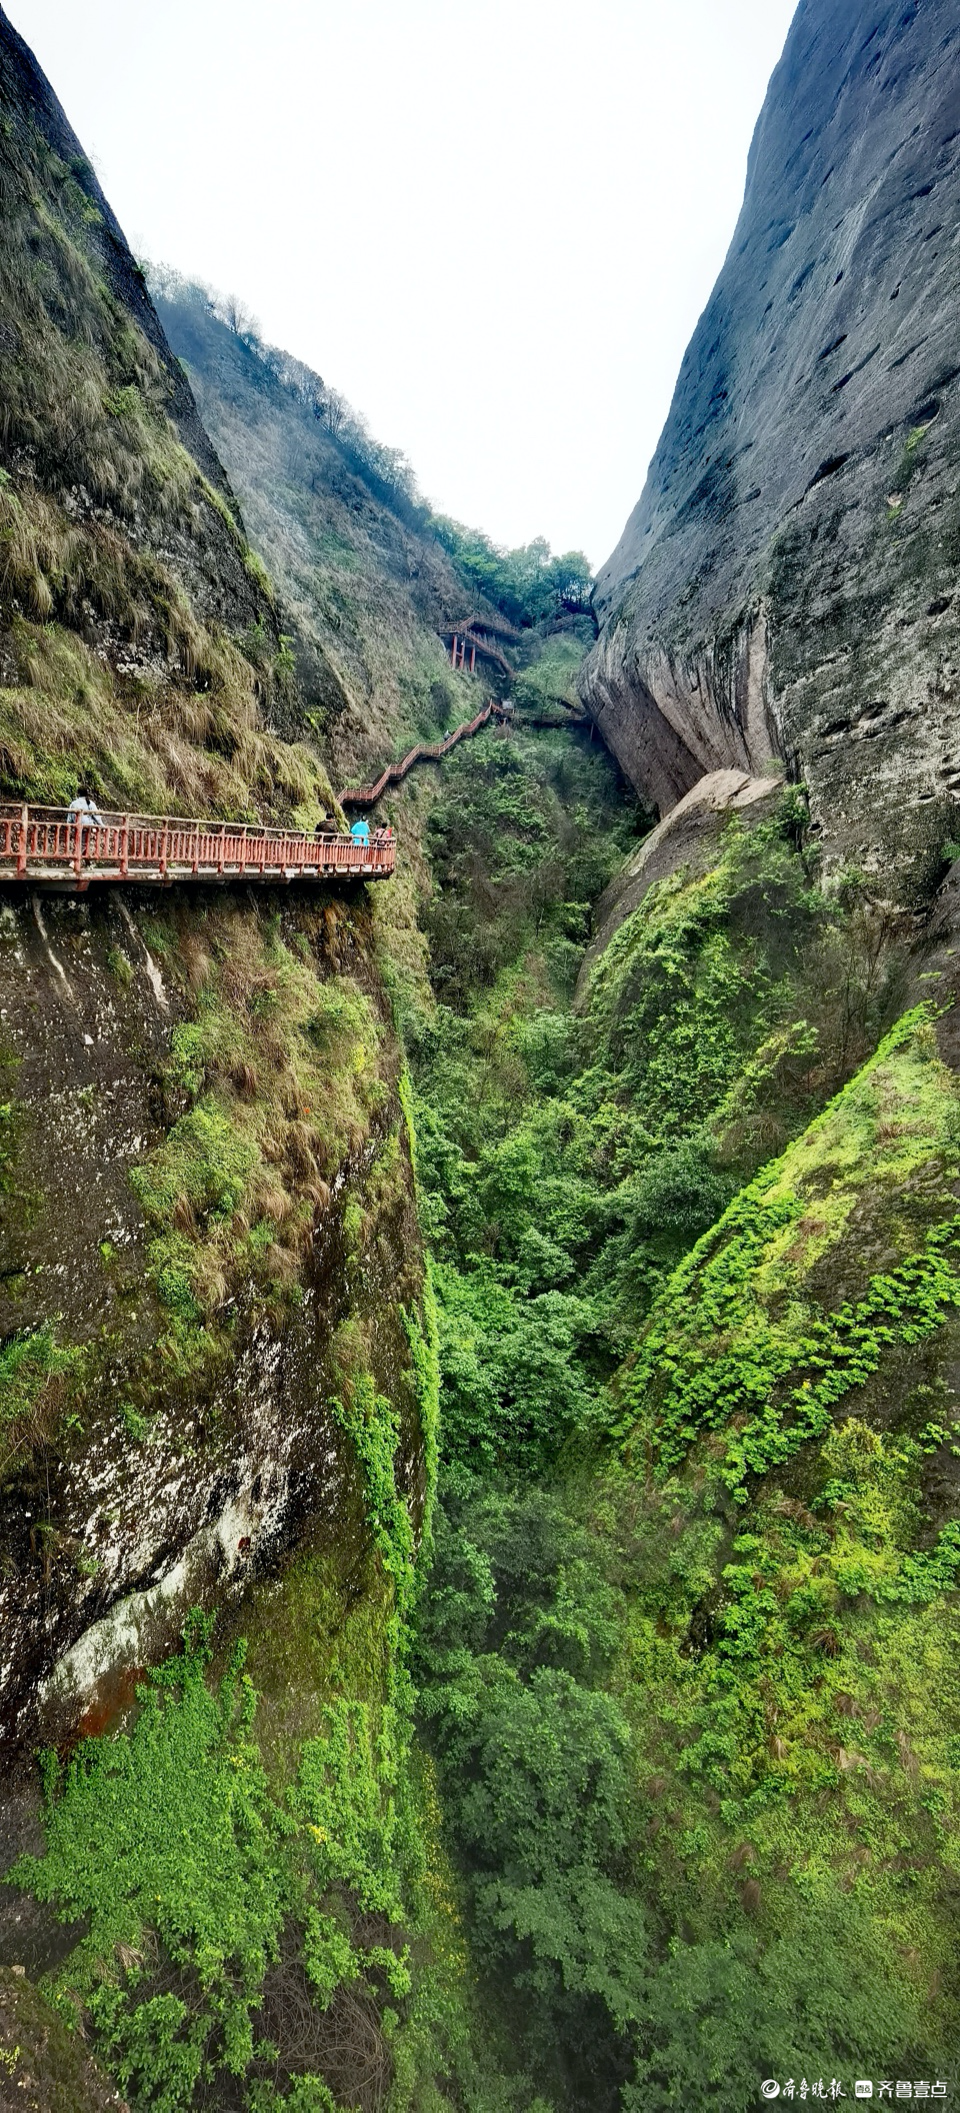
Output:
[{"xmin": 11, "ymin": 0, "xmax": 797, "ymax": 569}]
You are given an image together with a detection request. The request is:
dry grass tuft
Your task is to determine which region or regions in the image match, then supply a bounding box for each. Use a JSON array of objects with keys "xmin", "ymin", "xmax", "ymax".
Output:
[{"xmin": 0, "ymin": 114, "xmax": 337, "ymax": 824}]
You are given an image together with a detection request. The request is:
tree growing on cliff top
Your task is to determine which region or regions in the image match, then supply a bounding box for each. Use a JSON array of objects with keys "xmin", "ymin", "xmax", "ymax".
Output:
[{"xmin": 431, "ymin": 518, "xmax": 594, "ymax": 627}]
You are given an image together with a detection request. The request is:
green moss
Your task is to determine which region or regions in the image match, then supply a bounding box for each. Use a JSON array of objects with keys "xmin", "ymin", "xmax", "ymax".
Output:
[
  {"xmin": 9, "ymin": 1616, "xmax": 292, "ymax": 2112},
  {"xmin": 125, "ymin": 898, "xmax": 389, "ymax": 1372},
  {"xmin": 583, "ymin": 813, "xmax": 871, "ymax": 1154},
  {"xmin": 243, "ymin": 548, "xmax": 274, "ymax": 599},
  {"xmin": 0, "ymin": 1967, "xmax": 120, "ymax": 2112},
  {"xmin": 133, "ymin": 1105, "xmax": 258, "ymax": 1226},
  {"xmin": 583, "ymin": 1399, "xmax": 960, "ymax": 2067},
  {"xmin": 0, "ymin": 1324, "xmax": 82, "ymax": 1478},
  {"xmin": 10, "ymin": 1515, "xmax": 428, "ymax": 2111},
  {"xmin": 619, "ymin": 1008, "xmax": 960, "ymax": 1498},
  {"xmin": 334, "ymin": 1375, "xmax": 415, "ymax": 1619},
  {"xmin": 408, "ymin": 729, "xmax": 960, "ymax": 2098}
]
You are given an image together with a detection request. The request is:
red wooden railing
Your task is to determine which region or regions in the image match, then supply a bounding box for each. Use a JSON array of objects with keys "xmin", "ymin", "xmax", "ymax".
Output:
[
  {"xmin": 342, "ymin": 700, "xmax": 504, "ymax": 808},
  {"xmin": 447, "ymin": 634, "xmax": 515, "ymax": 679},
  {"xmin": 0, "ymin": 805, "xmax": 396, "ymax": 889}
]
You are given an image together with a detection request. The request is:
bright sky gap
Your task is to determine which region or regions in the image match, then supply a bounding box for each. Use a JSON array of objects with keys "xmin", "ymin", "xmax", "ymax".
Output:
[{"xmin": 10, "ymin": 0, "xmax": 798, "ymax": 567}]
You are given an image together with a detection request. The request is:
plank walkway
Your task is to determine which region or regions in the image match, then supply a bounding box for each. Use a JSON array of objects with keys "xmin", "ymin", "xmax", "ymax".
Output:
[
  {"xmin": 0, "ymin": 806, "xmax": 395, "ymax": 891},
  {"xmin": 341, "ymin": 700, "xmax": 504, "ymax": 808},
  {"xmin": 0, "ymin": 693, "xmax": 521, "ymax": 889}
]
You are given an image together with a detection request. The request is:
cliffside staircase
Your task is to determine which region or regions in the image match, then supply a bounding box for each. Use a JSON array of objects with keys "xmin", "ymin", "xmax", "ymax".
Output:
[
  {"xmin": 0, "ymin": 688, "xmax": 551, "ymax": 890},
  {"xmin": 444, "ymin": 623, "xmax": 519, "ymax": 682},
  {"xmin": 340, "ymin": 699, "xmax": 507, "ymax": 808}
]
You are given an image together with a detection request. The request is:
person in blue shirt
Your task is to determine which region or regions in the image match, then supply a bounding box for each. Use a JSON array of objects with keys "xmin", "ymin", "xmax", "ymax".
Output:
[{"xmin": 350, "ymin": 818, "xmax": 370, "ymax": 848}]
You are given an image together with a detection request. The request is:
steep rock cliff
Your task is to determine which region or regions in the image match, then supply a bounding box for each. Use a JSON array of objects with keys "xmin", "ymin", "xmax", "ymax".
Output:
[
  {"xmin": 582, "ymin": 0, "xmax": 960, "ymax": 901},
  {"xmin": 0, "ymin": 882, "xmax": 423, "ymax": 1755},
  {"xmin": 0, "ymin": 22, "xmax": 447, "ymax": 2102},
  {"xmin": 152, "ymin": 279, "xmax": 492, "ymax": 786},
  {"xmin": 0, "ymin": 3, "xmax": 338, "ymax": 815},
  {"xmin": 0, "ymin": 6, "xmax": 430, "ymax": 1766}
]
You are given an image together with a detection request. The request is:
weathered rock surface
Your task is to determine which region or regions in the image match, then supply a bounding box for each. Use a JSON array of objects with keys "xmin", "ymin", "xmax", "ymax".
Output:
[
  {"xmin": 0, "ymin": 6, "xmax": 226, "ymax": 509},
  {"xmin": 0, "ymin": 1966, "xmax": 126, "ymax": 2110},
  {"xmin": 0, "ymin": 7, "xmax": 430, "ymax": 1782},
  {"xmin": 0, "ymin": 3, "xmax": 346, "ymax": 809},
  {"xmin": 575, "ymin": 767, "xmax": 783, "ymax": 999},
  {"xmin": 0, "ymin": 887, "xmax": 422, "ymax": 1758},
  {"xmin": 582, "ymin": 0, "xmax": 960, "ymax": 903}
]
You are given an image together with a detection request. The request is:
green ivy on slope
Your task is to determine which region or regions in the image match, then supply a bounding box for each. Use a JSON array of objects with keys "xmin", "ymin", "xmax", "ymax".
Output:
[
  {"xmin": 8, "ymin": 1288, "xmax": 447, "ymax": 2113},
  {"xmin": 620, "ymin": 1007, "xmax": 960, "ymax": 1498},
  {"xmin": 10, "ymin": 1615, "xmax": 292, "ymax": 2111},
  {"xmin": 405, "ymin": 726, "xmax": 960, "ymax": 2107}
]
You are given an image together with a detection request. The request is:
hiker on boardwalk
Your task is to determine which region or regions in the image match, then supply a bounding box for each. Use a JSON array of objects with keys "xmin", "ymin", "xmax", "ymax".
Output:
[
  {"xmin": 67, "ymin": 790, "xmax": 104, "ymax": 838},
  {"xmin": 350, "ymin": 817, "xmax": 371, "ymax": 849}
]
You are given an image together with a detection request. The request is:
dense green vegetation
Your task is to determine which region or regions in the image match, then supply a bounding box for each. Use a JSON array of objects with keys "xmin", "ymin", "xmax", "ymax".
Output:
[
  {"xmin": 15, "ymin": 9, "xmax": 960, "ymax": 2104},
  {"xmin": 402, "ymin": 725, "xmax": 960, "ymax": 2105},
  {"xmin": 11, "ymin": 1319, "xmax": 445, "ymax": 2113},
  {"xmin": 127, "ymin": 894, "xmax": 390, "ymax": 1374},
  {"xmin": 6, "ymin": 15, "xmax": 960, "ymax": 2106},
  {"xmin": 13, "ymin": 719, "xmax": 960, "ymax": 2112},
  {"xmin": 429, "ymin": 524, "xmax": 593, "ymax": 630}
]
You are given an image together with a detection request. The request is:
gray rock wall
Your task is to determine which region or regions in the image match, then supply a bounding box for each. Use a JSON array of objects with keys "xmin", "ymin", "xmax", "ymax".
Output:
[
  {"xmin": 0, "ymin": 885, "xmax": 422, "ymax": 1758},
  {"xmin": 582, "ymin": 0, "xmax": 960, "ymax": 902},
  {"xmin": 0, "ymin": 7, "xmax": 431, "ymax": 1788}
]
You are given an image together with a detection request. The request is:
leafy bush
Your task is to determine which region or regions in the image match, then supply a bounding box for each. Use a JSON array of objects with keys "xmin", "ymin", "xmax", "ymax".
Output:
[
  {"xmin": 407, "ymin": 729, "xmax": 960, "ymax": 2105},
  {"xmin": 429, "ymin": 521, "xmax": 593, "ymax": 628},
  {"xmin": 10, "ymin": 1617, "xmax": 292, "ymax": 2111}
]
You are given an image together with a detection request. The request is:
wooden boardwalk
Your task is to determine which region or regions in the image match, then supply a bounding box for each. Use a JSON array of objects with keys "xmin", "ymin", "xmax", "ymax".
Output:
[
  {"xmin": 0, "ymin": 806, "xmax": 396, "ymax": 890},
  {"xmin": 341, "ymin": 700, "xmax": 504, "ymax": 808},
  {"xmin": 0, "ymin": 688, "xmax": 586, "ymax": 888}
]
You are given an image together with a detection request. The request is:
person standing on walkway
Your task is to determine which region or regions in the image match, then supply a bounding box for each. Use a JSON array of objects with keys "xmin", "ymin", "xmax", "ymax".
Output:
[{"xmin": 67, "ymin": 789, "xmax": 104, "ymax": 841}]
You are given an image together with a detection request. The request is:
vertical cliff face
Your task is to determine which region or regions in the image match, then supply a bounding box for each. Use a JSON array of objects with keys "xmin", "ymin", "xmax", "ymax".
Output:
[
  {"xmin": 0, "ymin": 2, "xmax": 341, "ymax": 813},
  {"xmin": 0, "ymin": 883, "xmax": 424, "ymax": 1755},
  {"xmin": 151, "ymin": 280, "xmax": 490, "ymax": 785},
  {"xmin": 0, "ymin": 24, "xmax": 447, "ymax": 2100},
  {"xmin": 0, "ymin": 8, "xmax": 228, "ymax": 502},
  {"xmin": 582, "ymin": 0, "xmax": 960, "ymax": 901},
  {"xmin": 0, "ymin": 2, "xmax": 431, "ymax": 1761}
]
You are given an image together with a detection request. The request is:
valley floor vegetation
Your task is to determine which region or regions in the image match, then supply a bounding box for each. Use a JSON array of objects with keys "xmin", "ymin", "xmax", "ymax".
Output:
[{"xmin": 12, "ymin": 719, "xmax": 960, "ymax": 2110}]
